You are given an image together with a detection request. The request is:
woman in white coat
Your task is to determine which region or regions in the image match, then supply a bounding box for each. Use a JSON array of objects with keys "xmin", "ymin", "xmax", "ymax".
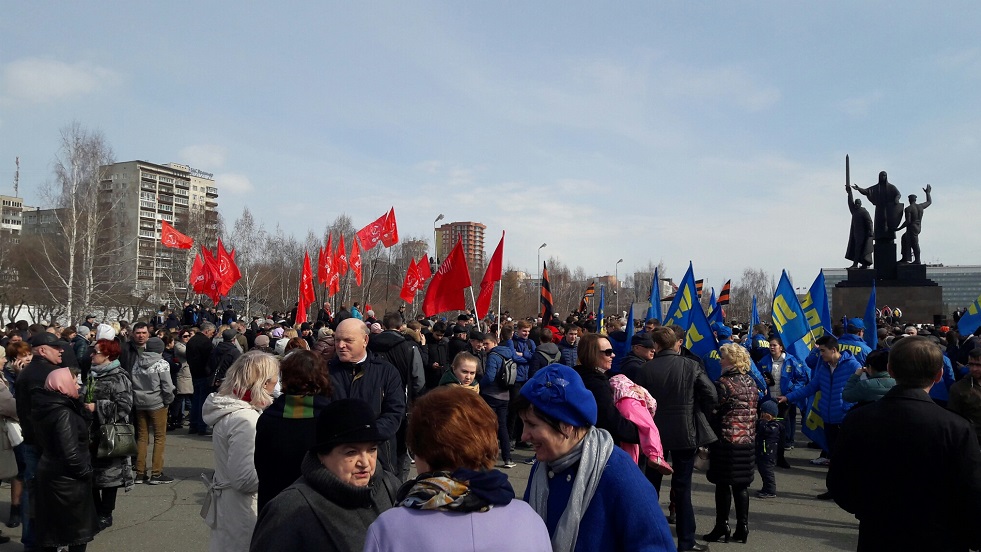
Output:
[{"xmin": 201, "ymin": 351, "xmax": 279, "ymax": 551}]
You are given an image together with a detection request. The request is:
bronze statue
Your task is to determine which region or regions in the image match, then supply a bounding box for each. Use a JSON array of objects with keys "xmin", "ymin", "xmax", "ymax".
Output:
[
  {"xmin": 851, "ymin": 171, "xmax": 903, "ymax": 240},
  {"xmin": 897, "ymin": 185, "xmax": 932, "ymax": 264},
  {"xmin": 845, "ymin": 183, "xmax": 873, "ymax": 268}
]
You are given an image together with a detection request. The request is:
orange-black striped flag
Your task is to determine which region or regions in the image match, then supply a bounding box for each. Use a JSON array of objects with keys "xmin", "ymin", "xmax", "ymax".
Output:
[
  {"xmin": 717, "ymin": 280, "xmax": 732, "ymax": 305},
  {"xmin": 695, "ymin": 279, "xmax": 704, "ymax": 300},
  {"xmin": 539, "ymin": 262, "xmax": 554, "ymax": 322},
  {"xmin": 577, "ymin": 281, "xmax": 596, "ymax": 314}
]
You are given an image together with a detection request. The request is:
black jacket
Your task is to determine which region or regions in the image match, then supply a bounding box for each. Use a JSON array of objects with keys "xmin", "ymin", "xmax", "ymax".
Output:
[
  {"xmin": 207, "ymin": 341, "xmax": 242, "ymax": 387},
  {"xmin": 829, "ymin": 387, "xmax": 981, "ymax": 551},
  {"xmin": 328, "ymin": 352, "xmax": 406, "ymax": 475},
  {"xmin": 185, "ymin": 332, "xmax": 215, "ymax": 379},
  {"xmin": 366, "ymin": 331, "xmax": 424, "ymax": 403},
  {"xmin": 617, "ymin": 352, "xmax": 647, "ymax": 376},
  {"xmin": 622, "ymin": 350, "xmax": 718, "ymax": 451},
  {"xmin": 31, "ymin": 388, "xmax": 98, "ymax": 547},
  {"xmin": 574, "ymin": 365, "xmax": 639, "ymax": 444},
  {"xmin": 423, "ymin": 335, "xmax": 449, "ymax": 390},
  {"xmin": 15, "ymin": 356, "xmax": 60, "ymax": 446}
]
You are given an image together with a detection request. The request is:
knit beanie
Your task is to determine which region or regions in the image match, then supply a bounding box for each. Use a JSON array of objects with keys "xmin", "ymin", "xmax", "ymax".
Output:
[
  {"xmin": 145, "ymin": 337, "xmax": 165, "ymax": 354},
  {"xmin": 520, "ymin": 364, "xmax": 597, "ymax": 428},
  {"xmin": 760, "ymin": 401, "xmax": 779, "ymax": 417}
]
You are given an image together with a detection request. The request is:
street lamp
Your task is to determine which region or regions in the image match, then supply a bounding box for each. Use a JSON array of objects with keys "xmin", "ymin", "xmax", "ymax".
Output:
[
  {"xmin": 615, "ymin": 259, "xmax": 624, "ymax": 316},
  {"xmin": 433, "ymin": 214, "xmax": 444, "ymax": 263},
  {"xmin": 536, "ymin": 243, "xmax": 547, "ymax": 311}
]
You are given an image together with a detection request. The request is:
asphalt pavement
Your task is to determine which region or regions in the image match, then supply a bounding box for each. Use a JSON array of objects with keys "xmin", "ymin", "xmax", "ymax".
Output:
[{"xmin": 0, "ymin": 432, "xmax": 859, "ymax": 551}]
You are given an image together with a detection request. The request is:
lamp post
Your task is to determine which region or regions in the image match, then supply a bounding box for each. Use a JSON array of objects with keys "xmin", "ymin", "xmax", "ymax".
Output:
[
  {"xmin": 536, "ymin": 243, "xmax": 547, "ymax": 309},
  {"xmin": 615, "ymin": 259, "xmax": 623, "ymax": 316},
  {"xmin": 433, "ymin": 214, "xmax": 444, "ymax": 264}
]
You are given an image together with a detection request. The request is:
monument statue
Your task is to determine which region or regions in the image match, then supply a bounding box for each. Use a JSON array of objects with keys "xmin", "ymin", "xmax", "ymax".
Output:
[
  {"xmin": 851, "ymin": 171, "xmax": 904, "ymax": 240},
  {"xmin": 897, "ymin": 185, "xmax": 932, "ymax": 264},
  {"xmin": 845, "ymin": 183, "xmax": 873, "ymax": 268}
]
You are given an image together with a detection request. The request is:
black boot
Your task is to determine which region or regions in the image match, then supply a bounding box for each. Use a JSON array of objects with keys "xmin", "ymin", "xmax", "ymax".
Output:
[
  {"xmin": 703, "ymin": 485, "xmax": 732, "ymax": 542},
  {"xmin": 732, "ymin": 486, "xmax": 750, "ymax": 543},
  {"xmin": 5, "ymin": 504, "xmax": 20, "ymax": 528}
]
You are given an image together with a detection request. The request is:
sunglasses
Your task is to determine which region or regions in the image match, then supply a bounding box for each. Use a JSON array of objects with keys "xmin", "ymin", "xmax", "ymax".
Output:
[
  {"xmin": 181, "ymin": 334, "xmax": 190, "ymax": 338},
  {"xmin": 601, "ymin": 348, "xmax": 615, "ymax": 357}
]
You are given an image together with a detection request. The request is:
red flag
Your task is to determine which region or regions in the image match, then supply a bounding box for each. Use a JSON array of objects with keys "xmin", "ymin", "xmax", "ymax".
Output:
[
  {"xmin": 350, "ymin": 239, "xmax": 363, "ymax": 286},
  {"xmin": 198, "ymin": 246, "xmax": 222, "ymax": 304},
  {"xmin": 317, "ymin": 245, "xmax": 327, "ymax": 284},
  {"xmin": 160, "ymin": 220, "xmax": 193, "ymax": 249},
  {"xmin": 335, "ymin": 234, "xmax": 349, "ymax": 275},
  {"xmin": 416, "ymin": 254, "xmax": 432, "ymax": 280},
  {"xmin": 400, "ymin": 259, "xmax": 423, "ymax": 303},
  {"xmin": 328, "ymin": 237, "xmax": 340, "ymax": 296},
  {"xmin": 381, "ymin": 207, "xmax": 399, "ymax": 248},
  {"xmin": 189, "ymin": 254, "xmax": 205, "ymax": 292},
  {"xmin": 216, "ymin": 239, "xmax": 241, "ymax": 295},
  {"xmin": 422, "ymin": 238, "xmax": 472, "ymax": 316},
  {"xmin": 296, "ymin": 252, "xmax": 315, "ymax": 325},
  {"xmin": 356, "ymin": 212, "xmax": 387, "ymax": 250},
  {"xmin": 475, "ymin": 232, "xmax": 504, "ymax": 319},
  {"xmin": 321, "ymin": 234, "xmax": 335, "ymax": 287}
]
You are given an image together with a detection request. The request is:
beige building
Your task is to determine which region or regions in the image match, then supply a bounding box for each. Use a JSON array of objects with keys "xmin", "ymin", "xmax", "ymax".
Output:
[
  {"xmin": 436, "ymin": 221, "xmax": 486, "ymax": 270},
  {"xmin": 99, "ymin": 160, "xmax": 219, "ymax": 295},
  {"xmin": 0, "ymin": 194, "xmax": 25, "ymax": 236}
]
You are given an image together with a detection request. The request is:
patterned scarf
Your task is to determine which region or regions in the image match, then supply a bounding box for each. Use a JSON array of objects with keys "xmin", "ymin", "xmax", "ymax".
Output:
[{"xmin": 398, "ymin": 468, "xmax": 514, "ymax": 513}]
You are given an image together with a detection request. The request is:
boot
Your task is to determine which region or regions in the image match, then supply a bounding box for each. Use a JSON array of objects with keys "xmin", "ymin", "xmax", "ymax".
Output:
[
  {"xmin": 732, "ymin": 486, "xmax": 750, "ymax": 543},
  {"xmin": 703, "ymin": 485, "xmax": 732, "ymax": 542},
  {"xmin": 5, "ymin": 504, "xmax": 20, "ymax": 528}
]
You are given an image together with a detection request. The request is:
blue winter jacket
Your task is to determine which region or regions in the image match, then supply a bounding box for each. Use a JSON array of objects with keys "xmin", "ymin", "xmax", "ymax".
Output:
[
  {"xmin": 509, "ymin": 336, "xmax": 536, "ymax": 383},
  {"xmin": 836, "ymin": 333, "xmax": 871, "ymax": 366},
  {"xmin": 557, "ymin": 339, "xmax": 577, "ymax": 368},
  {"xmin": 787, "ymin": 350, "xmax": 860, "ymax": 425},
  {"xmin": 479, "ymin": 344, "xmax": 515, "ymax": 399},
  {"xmin": 758, "ymin": 353, "xmax": 810, "ymax": 408},
  {"xmin": 928, "ymin": 355, "xmax": 956, "ymax": 402}
]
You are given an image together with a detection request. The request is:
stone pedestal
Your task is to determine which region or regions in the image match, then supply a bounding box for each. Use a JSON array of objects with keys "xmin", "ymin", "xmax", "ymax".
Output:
[
  {"xmin": 874, "ymin": 239, "xmax": 898, "ymax": 280},
  {"xmin": 833, "ymin": 285, "xmax": 943, "ymax": 323}
]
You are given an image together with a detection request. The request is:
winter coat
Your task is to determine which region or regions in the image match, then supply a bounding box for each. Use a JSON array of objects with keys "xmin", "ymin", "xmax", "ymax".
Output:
[
  {"xmin": 254, "ymin": 393, "xmax": 332, "ymax": 512},
  {"xmin": 788, "ymin": 350, "xmax": 860, "ymax": 425},
  {"xmin": 446, "ymin": 337, "xmax": 469, "ymax": 367},
  {"xmin": 31, "ymin": 388, "xmax": 98, "ymax": 548},
  {"xmin": 843, "ymin": 371, "xmax": 896, "ymax": 405},
  {"xmin": 524, "ymin": 445, "xmax": 676, "ymax": 552},
  {"xmin": 479, "ymin": 345, "xmax": 514, "ymax": 401},
  {"xmin": 758, "ymin": 352, "xmax": 810, "ymax": 399},
  {"xmin": 15, "ymin": 355, "xmax": 60, "ymax": 446},
  {"xmin": 948, "ymin": 376, "xmax": 981, "ymax": 442},
  {"xmin": 423, "ymin": 335, "xmax": 449, "ymax": 389},
  {"xmin": 437, "ymin": 369, "xmax": 480, "ymax": 393},
  {"xmin": 528, "ymin": 341, "xmax": 561, "ymax": 379},
  {"xmin": 510, "ymin": 336, "xmax": 536, "ymax": 382},
  {"xmin": 186, "ymin": 332, "xmax": 215, "ymax": 380},
  {"xmin": 87, "ymin": 360, "xmax": 135, "ymax": 489},
  {"xmin": 622, "ymin": 350, "xmax": 719, "ymax": 450},
  {"xmin": 707, "ymin": 371, "xmax": 758, "ymax": 486},
  {"xmin": 557, "ymin": 339, "xmax": 578, "ymax": 368},
  {"xmin": 367, "ymin": 330, "xmax": 425, "ymax": 404},
  {"xmin": 756, "ymin": 417, "xmax": 783, "ymax": 464},
  {"xmin": 328, "ymin": 353, "xmax": 406, "ymax": 475},
  {"xmin": 208, "ymin": 341, "xmax": 242, "ymax": 389},
  {"xmin": 202, "ymin": 393, "xmax": 263, "ymax": 552},
  {"xmin": 364, "ymin": 500, "xmax": 551, "ymax": 552},
  {"xmin": 616, "ymin": 351, "xmax": 647, "ymax": 376},
  {"xmin": 836, "ymin": 333, "xmax": 872, "ymax": 367},
  {"xmin": 173, "ymin": 341, "xmax": 194, "ymax": 395},
  {"xmin": 132, "ymin": 352, "xmax": 175, "ymax": 411},
  {"xmin": 574, "ymin": 365, "xmax": 639, "ymax": 444},
  {"xmin": 313, "ymin": 334, "xmax": 336, "ymax": 366},
  {"xmin": 250, "ymin": 452, "xmax": 400, "ymax": 552}
]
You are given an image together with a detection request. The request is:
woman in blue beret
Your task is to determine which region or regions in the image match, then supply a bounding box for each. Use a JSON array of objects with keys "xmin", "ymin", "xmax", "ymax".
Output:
[{"xmin": 517, "ymin": 364, "xmax": 677, "ymax": 552}]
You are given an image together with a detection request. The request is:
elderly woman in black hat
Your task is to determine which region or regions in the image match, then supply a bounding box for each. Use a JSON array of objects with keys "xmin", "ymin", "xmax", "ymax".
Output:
[
  {"xmin": 250, "ymin": 398, "xmax": 400, "ymax": 552},
  {"xmin": 517, "ymin": 364, "xmax": 675, "ymax": 552}
]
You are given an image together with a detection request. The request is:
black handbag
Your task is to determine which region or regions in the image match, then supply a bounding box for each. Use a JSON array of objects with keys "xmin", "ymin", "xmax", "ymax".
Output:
[{"xmin": 97, "ymin": 422, "xmax": 137, "ymax": 459}]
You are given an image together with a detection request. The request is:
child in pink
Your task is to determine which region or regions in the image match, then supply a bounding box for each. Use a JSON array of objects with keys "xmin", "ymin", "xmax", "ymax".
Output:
[{"xmin": 609, "ymin": 374, "xmax": 673, "ymax": 475}]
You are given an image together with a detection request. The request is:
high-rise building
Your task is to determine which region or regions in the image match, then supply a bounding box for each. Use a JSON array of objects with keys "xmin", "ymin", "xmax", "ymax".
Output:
[
  {"xmin": 436, "ymin": 221, "xmax": 486, "ymax": 270},
  {"xmin": 99, "ymin": 160, "xmax": 220, "ymax": 295},
  {"xmin": 0, "ymin": 194, "xmax": 25, "ymax": 236}
]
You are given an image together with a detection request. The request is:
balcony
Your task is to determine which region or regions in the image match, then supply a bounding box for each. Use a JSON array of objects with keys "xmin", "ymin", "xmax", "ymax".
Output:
[{"xmin": 205, "ymin": 187, "xmax": 218, "ymax": 197}]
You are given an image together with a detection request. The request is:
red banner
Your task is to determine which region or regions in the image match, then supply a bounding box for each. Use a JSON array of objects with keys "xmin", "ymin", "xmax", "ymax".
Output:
[
  {"xmin": 350, "ymin": 238, "xmax": 363, "ymax": 286},
  {"xmin": 400, "ymin": 259, "xmax": 423, "ymax": 303},
  {"xmin": 160, "ymin": 220, "xmax": 193, "ymax": 249},
  {"xmin": 381, "ymin": 207, "xmax": 399, "ymax": 247},
  {"xmin": 356, "ymin": 212, "xmax": 387, "ymax": 250},
  {"xmin": 422, "ymin": 238, "xmax": 472, "ymax": 316},
  {"xmin": 475, "ymin": 232, "xmax": 504, "ymax": 320},
  {"xmin": 335, "ymin": 234, "xmax": 348, "ymax": 275}
]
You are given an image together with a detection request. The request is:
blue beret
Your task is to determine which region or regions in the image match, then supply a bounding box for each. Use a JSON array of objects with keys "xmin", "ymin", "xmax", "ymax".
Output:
[{"xmin": 520, "ymin": 364, "xmax": 597, "ymax": 428}]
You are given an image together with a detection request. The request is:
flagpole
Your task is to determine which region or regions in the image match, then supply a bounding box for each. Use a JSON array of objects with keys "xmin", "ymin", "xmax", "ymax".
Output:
[
  {"xmin": 468, "ymin": 286, "xmax": 478, "ymax": 327},
  {"xmin": 497, "ymin": 279, "xmax": 502, "ymax": 329}
]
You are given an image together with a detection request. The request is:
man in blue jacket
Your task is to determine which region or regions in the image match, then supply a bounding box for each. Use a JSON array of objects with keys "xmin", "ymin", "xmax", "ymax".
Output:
[
  {"xmin": 779, "ymin": 334, "xmax": 859, "ymax": 498},
  {"xmin": 479, "ymin": 333, "xmax": 517, "ymax": 468},
  {"xmin": 838, "ymin": 318, "xmax": 872, "ymax": 366}
]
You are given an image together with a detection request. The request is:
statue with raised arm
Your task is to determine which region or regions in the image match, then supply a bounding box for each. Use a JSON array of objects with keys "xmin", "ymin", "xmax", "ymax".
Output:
[
  {"xmin": 897, "ymin": 184, "xmax": 932, "ymax": 264},
  {"xmin": 851, "ymin": 171, "xmax": 903, "ymax": 240},
  {"xmin": 845, "ymin": 183, "xmax": 873, "ymax": 268}
]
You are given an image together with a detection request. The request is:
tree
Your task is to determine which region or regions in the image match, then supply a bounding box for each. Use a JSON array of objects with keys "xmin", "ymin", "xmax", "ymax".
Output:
[
  {"xmin": 729, "ymin": 267, "xmax": 776, "ymax": 323},
  {"xmin": 226, "ymin": 206, "xmax": 268, "ymax": 317}
]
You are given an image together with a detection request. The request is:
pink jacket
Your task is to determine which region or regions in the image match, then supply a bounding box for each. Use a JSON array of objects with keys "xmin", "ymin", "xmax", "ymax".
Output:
[{"xmin": 610, "ymin": 374, "xmax": 665, "ymax": 464}]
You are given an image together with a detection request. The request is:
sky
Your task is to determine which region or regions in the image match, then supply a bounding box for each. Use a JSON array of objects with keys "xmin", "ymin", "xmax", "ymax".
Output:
[{"xmin": 3, "ymin": 2, "xmax": 981, "ymax": 293}]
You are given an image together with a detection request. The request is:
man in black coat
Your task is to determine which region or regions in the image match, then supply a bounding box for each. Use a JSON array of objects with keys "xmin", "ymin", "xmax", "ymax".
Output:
[
  {"xmin": 328, "ymin": 318, "xmax": 406, "ymax": 477},
  {"xmin": 829, "ymin": 336, "xmax": 981, "ymax": 551},
  {"xmin": 617, "ymin": 334, "xmax": 657, "ymax": 375},
  {"xmin": 622, "ymin": 326, "xmax": 717, "ymax": 552},
  {"xmin": 185, "ymin": 322, "xmax": 216, "ymax": 434},
  {"xmin": 423, "ymin": 321, "xmax": 449, "ymax": 390}
]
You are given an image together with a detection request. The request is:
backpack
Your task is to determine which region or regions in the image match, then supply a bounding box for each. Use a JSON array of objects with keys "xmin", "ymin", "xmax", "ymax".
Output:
[
  {"xmin": 490, "ymin": 351, "xmax": 517, "ymax": 388},
  {"xmin": 536, "ymin": 348, "xmax": 560, "ymax": 367}
]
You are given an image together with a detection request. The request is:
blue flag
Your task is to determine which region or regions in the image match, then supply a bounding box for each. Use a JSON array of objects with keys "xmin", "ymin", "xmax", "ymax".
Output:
[
  {"xmin": 597, "ymin": 285, "xmax": 606, "ymax": 334},
  {"xmin": 771, "ymin": 271, "xmax": 816, "ymax": 374},
  {"xmin": 647, "ymin": 268, "xmax": 662, "ymax": 322},
  {"xmin": 800, "ymin": 270, "xmax": 832, "ymax": 339},
  {"xmin": 686, "ymin": 298, "xmax": 720, "ymax": 377},
  {"xmin": 664, "ymin": 262, "xmax": 697, "ymax": 329},
  {"xmin": 707, "ymin": 304, "xmax": 725, "ymax": 328},
  {"xmin": 864, "ymin": 282, "xmax": 877, "ymax": 349},
  {"xmin": 751, "ymin": 296, "xmax": 760, "ymax": 327},
  {"xmin": 709, "ymin": 288, "xmax": 718, "ymax": 313},
  {"xmin": 959, "ymin": 291, "xmax": 981, "ymax": 336},
  {"xmin": 612, "ymin": 304, "xmax": 636, "ymax": 374}
]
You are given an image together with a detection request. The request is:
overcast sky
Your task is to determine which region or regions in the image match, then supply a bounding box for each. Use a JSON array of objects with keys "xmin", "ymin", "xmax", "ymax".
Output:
[{"xmin": 3, "ymin": 2, "xmax": 980, "ymax": 292}]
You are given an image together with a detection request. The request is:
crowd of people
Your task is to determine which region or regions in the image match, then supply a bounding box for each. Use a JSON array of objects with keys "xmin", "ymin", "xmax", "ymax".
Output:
[{"xmin": 2, "ymin": 301, "xmax": 981, "ymax": 551}]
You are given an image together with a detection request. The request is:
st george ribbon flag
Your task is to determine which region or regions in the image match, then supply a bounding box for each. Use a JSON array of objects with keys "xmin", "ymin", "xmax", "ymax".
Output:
[
  {"xmin": 539, "ymin": 262, "xmax": 554, "ymax": 323},
  {"xmin": 475, "ymin": 232, "xmax": 504, "ymax": 320},
  {"xmin": 422, "ymin": 238, "xmax": 472, "ymax": 316}
]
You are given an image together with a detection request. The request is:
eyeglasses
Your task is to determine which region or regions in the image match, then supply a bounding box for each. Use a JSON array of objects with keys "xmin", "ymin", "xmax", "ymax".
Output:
[{"xmin": 601, "ymin": 348, "xmax": 615, "ymax": 357}]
